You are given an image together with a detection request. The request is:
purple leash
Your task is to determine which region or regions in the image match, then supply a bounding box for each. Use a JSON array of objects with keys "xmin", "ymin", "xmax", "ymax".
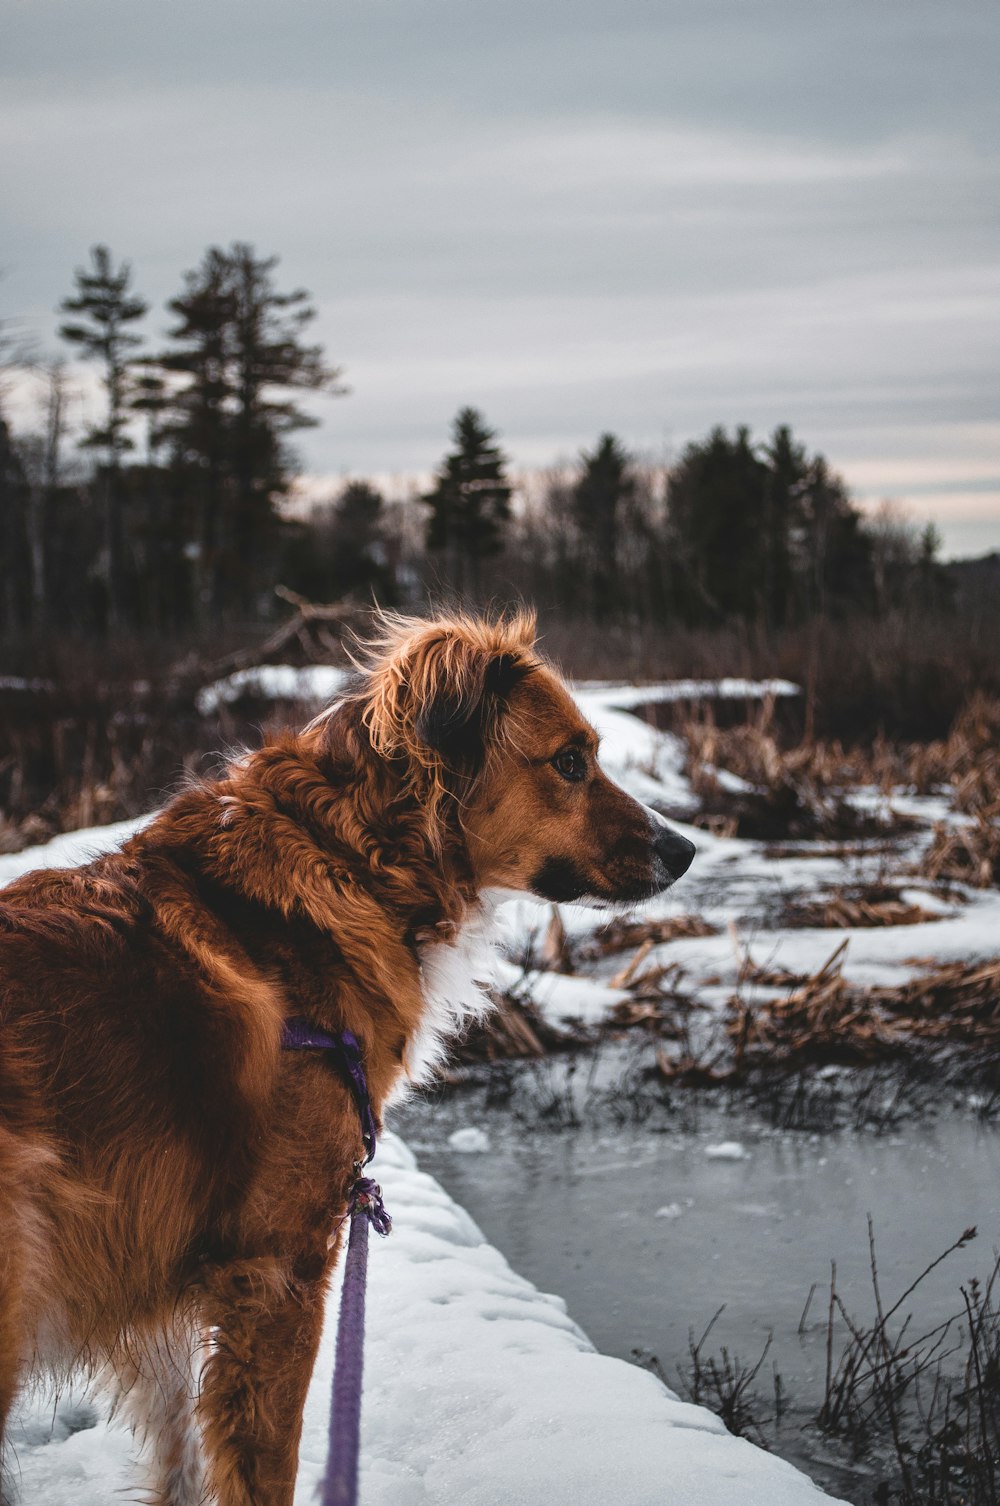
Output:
[{"xmin": 282, "ymin": 1020, "xmax": 392, "ymax": 1506}]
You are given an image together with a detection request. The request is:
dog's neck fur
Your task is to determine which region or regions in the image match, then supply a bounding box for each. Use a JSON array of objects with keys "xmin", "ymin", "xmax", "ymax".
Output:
[{"xmin": 138, "ymin": 700, "xmax": 495, "ymax": 1113}]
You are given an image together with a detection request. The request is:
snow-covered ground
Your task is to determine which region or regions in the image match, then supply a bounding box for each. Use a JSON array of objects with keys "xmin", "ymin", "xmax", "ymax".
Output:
[
  {"xmin": 196, "ymin": 663, "xmax": 353, "ymax": 715},
  {"xmin": 0, "ymin": 676, "xmax": 863, "ymax": 1504},
  {"xmin": 501, "ymin": 681, "xmax": 1000, "ymax": 1029},
  {"xmin": 5, "ymin": 1133, "xmax": 842, "ymax": 1506}
]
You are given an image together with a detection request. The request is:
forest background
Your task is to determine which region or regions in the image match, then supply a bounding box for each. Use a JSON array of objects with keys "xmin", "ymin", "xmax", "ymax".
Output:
[{"xmin": 1, "ymin": 241, "xmax": 997, "ymax": 848}]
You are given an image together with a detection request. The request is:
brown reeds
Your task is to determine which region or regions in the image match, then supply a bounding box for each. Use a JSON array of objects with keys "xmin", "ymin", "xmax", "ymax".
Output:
[
  {"xmin": 676, "ymin": 691, "xmax": 1000, "ymax": 851},
  {"xmin": 679, "ymin": 702, "xmax": 918, "ymax": 841},
  {"xmin": 784, "ymin": 885, "xmax": 947, "ymax": 930},
  {"xmin": 582, "ymin": 913, "xmax": 717, "ymax": 957},
  {"xmin": 923, "ymin": 808, "xmax": 1000, "ymax": 889},
  {"xmin": 725, "ymin": 947, "xmax": 1000, "ymax": 1070},
  {"xmin": 450, "ymin": 990, "xmax": 584, "ymax": 1065}
]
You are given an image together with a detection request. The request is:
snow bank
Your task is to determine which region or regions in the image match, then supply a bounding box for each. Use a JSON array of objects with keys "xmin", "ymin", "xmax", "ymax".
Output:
[
  {"xmin": 0, "ymin": 816, "xmax": 148, "ymax": 885},
  {"xmin": 296, "ymin": 1134, "xmax": 843, "ymax": 1505},
  {"xmin": 193, "ymin": 666, "xmax": 798, "ymax": 721},
  {"xmin": 574, "ymin": 677, "xmax": 800, "ymax": 708},
  {"xmin": 8, "ymin": 1136, "xmax": 842, "ymax": 1505},
  {"xmin": 196, "ymin": 663, "xmax": 351, "ymax": 714},
  {"xmin": 495, "ymin": 953, "xmax": 631, "ymax": 1025}
]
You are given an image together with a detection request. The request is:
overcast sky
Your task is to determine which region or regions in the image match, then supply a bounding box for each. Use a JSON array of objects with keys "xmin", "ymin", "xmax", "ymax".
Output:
[{"xmin": 4, "ymin": 0, "xmax": 998, "ymax": 557}]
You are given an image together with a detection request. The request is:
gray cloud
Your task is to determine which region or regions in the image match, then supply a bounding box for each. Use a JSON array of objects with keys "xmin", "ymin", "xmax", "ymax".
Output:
[{"xmin": 4, "ymin": 0, "xmax": 998, "ymax": 556}]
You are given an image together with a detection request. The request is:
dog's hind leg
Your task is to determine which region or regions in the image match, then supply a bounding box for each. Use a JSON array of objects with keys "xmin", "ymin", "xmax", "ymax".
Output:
[
  {"xmin": 196, "ymin": 1255, "xmax": 329, "ymax": 1506},
  {"xmin": 0, "ymin": 1143, "xmax": 33, "ymax": 1503},
  {"xmin": 109, "ymin": 1326, "xmax": 205, "ymax": 1506},
  {"xmin": 0, "ymin": 1259, "xmax": 25, "ymax": 1506}
]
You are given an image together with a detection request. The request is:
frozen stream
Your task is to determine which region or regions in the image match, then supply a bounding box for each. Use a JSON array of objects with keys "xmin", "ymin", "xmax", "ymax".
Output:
[{"xmin": 395, "ymin": 1087, "xmax": 1000, "ymax": 1500}]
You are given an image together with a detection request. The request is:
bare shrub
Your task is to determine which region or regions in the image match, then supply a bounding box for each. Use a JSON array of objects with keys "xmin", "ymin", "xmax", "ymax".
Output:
[{"xmin": 818, "ymin": 1221, "xmax": 1000, "ymax": 1506}]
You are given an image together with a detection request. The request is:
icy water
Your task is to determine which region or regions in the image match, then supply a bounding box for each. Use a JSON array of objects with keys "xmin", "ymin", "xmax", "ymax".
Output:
[{"xmin": 394, "ymin": 1085, "xmax": 1000, "ymax": 1502}]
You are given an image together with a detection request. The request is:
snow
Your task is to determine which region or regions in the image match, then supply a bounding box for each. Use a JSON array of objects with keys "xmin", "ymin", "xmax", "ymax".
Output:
[
  {"xmin": 495, "ymin": 953, "xmax": 631, "ymax": 1025},
  {"xmin": 0, "ymin": 675, "xmax": 55, "ymax": 692},
  {"xmin": 8, "ymin": 1135, "xmax": 842, "ymax": 1506},
  {"xmin": 704, "ymin": 1142, "xmax": 750, "ymax": 1161},
  {"xmin": 154, "ymin": 660, "xmax": 999, "ymax": 1053},
  {"xmin": 196, "ymin": 663, "xmax": 351, "ymax": 714},
  {"xmin": 0, "ymin": 816, "xmax": 149, "ymax": 885},
  {"xmin": 193, "ymin": 667, "xmax": 799, "ymax": 721},
  {"xmin": 572, "ymin": 684, "xmax": 697, "ymax": 814},
  {"xmin": 447, "ymin": 1126, "xmax": 492, "ymax": 1154},
  {"xmin": 570, "ymin": 677, "xmax": 800, "ymax": 707}
]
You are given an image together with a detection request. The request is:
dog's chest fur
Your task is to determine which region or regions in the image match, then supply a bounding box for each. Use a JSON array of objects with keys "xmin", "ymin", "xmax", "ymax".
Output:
[{"xmin": 401, "ymin": 901, "xmax": 503, "ymax": 1094}]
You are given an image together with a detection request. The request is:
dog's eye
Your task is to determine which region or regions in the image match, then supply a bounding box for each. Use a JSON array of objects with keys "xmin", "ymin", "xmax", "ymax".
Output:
[{"xmin": 552, "ymin": 749, "xmax": 586, "ymax": 783}]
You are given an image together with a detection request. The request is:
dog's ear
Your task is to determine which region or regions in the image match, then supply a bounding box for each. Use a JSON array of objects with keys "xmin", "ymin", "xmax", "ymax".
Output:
[
  {"xmin": 414, "ymin": 650, "xmax": 527, "ymax": 767},
  {"xmin": 361, "ymin": 613, "xmax": 537, "ymax": 781}
]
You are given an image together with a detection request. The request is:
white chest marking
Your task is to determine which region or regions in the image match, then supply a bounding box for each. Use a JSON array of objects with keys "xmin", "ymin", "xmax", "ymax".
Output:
[{"xmin": 397, "ymin": 902, "xmax": 504, "ymax": 1096}]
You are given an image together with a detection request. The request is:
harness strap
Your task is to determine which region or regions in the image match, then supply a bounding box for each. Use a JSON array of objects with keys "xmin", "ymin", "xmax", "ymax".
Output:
[{"xmin": 281, "ymin": 1018, "xmax": 392, "ymax": 1506}]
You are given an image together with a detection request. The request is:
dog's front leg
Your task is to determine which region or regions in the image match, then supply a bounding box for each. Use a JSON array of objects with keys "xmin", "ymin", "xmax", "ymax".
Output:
[
  {"xmin": 197, "ymin": 1253, "xmax": 330, "ymax": 1506},
  {"xmin": 105, "ymin": 1325, "xmax": 204, "ymax": 1506}
]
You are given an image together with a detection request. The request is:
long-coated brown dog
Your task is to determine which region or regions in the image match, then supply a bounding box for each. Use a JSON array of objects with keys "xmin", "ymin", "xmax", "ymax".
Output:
[{"xmin": 0, "ymin": 611, "xmax": 695, "ymax": 1505}]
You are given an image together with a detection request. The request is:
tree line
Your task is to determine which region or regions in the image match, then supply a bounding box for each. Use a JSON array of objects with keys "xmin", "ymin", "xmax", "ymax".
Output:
[{"xmin": 1, "ymin": 243, "xmax": 947, "ymax": 642}]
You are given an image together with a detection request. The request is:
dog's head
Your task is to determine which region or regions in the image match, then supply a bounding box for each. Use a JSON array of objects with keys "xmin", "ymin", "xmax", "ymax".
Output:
[{"xmin": 350, "ymin": 611, "xmax": 694, "ymax": 905}]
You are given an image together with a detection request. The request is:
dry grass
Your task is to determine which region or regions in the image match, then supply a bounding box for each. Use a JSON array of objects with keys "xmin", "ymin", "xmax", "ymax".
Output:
[
  {"xmin": 546, "ymin": 611, "xmax": 1000, "ymax": 747},
  {"xmin": 726, "ymin": 945, "xmax": 1000, "ymax": 1071},
  {"xmin": 783, "ymin": 885, "xmax": 948, "ymax": 930},
  {"xmin": 655, "ymin": 1221, "xmax": 1000, "ymax": 1506},
  {"xmin": 448, "ymin": 991, "xmax": 582, "ymax": 1065},
  {"xmin": 911, "ymin": 694, "xmax": 1000, "ymax": 812},
  {"xmin": 579, "ymin": 914, "xmax": 717, "ymax": 957},
  {"xmin": 678, "ymin": 703, "xmax": 918, "ymax": 841},
  {"xmin": 0, "ymin": 601, "xmax": 360, "ymax": 851},
  {"xmin": 0, "ymin": 666, "xmax": 256, "ymax": 850},
  {"xmin": 675, "ymin": 691, "xmax": 1000, "ymax": 850},
  {"xmin": 817, "ymin": 1221, "xmax": 1000, "ymax": 1506},
  {"xmin": 675, "ymin": 1311, "xmax": 779, "ymax": 1450},
  {"xmin": 923, "ymin": 809, "xmax": 1000, "ymax": 890}
]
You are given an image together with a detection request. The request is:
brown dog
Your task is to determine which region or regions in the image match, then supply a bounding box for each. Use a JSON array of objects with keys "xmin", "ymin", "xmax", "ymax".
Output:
[{"xmin": 0, "ymin": 611, "xmax": 694, "ymax": 1505}]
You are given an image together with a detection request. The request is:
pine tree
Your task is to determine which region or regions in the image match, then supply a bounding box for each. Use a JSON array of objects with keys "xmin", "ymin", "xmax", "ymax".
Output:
[
  {"xmin": 572, "ymin": 433, "xmax": 635, "ymax": 619},
  {"xmin": 761, "ymin": 425, "xmax": 803, "ymax": 628},
  {"xmin": 422, "ymin": 408, "xmax": 512, "ymax": 597},
  {"xmin": 281, "ymin": 480, "xmax": 390, "ymax": 603},
  {"xmin": 795, "ymin": 454, "xmax": 872, "ymax": 616},
  {"xmin": 11, "ymin": 362, "xmax": 70, "ymax": 630},
  {"xmin": 667, "ymin": 426, "xmax": 770, "ymax": 622},
  {"xmin": 59, "ymin": 245, "xmax": 148, "ymax": 626},
  {"xmin": 328, "ymin": 480, "xmax": 388, "ymax": 599},
  {"xmin": 0, "ymin": 405, "xmax": 30, "ymax": 633},
  {"xmin": 152, "ymin": 244, "xmax": 344, "ymax": 616}
]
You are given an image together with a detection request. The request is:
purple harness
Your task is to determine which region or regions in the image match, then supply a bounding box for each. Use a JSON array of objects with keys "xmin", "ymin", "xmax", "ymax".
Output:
[{"xmin": 281, "ymin": 1019, "xmax": 392, "ymax": 1505}]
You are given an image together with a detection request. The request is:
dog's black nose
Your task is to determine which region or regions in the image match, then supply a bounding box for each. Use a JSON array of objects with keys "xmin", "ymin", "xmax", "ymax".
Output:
[{"xmin": 654, "ymin": 823, "xmax": 696, "ymax": 881}]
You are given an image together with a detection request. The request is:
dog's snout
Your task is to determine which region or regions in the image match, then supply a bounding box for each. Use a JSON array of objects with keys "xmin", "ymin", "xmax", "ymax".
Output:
[{"xmin": 651, "ymin": 818, "xmax": 696, "ymax": 882}]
